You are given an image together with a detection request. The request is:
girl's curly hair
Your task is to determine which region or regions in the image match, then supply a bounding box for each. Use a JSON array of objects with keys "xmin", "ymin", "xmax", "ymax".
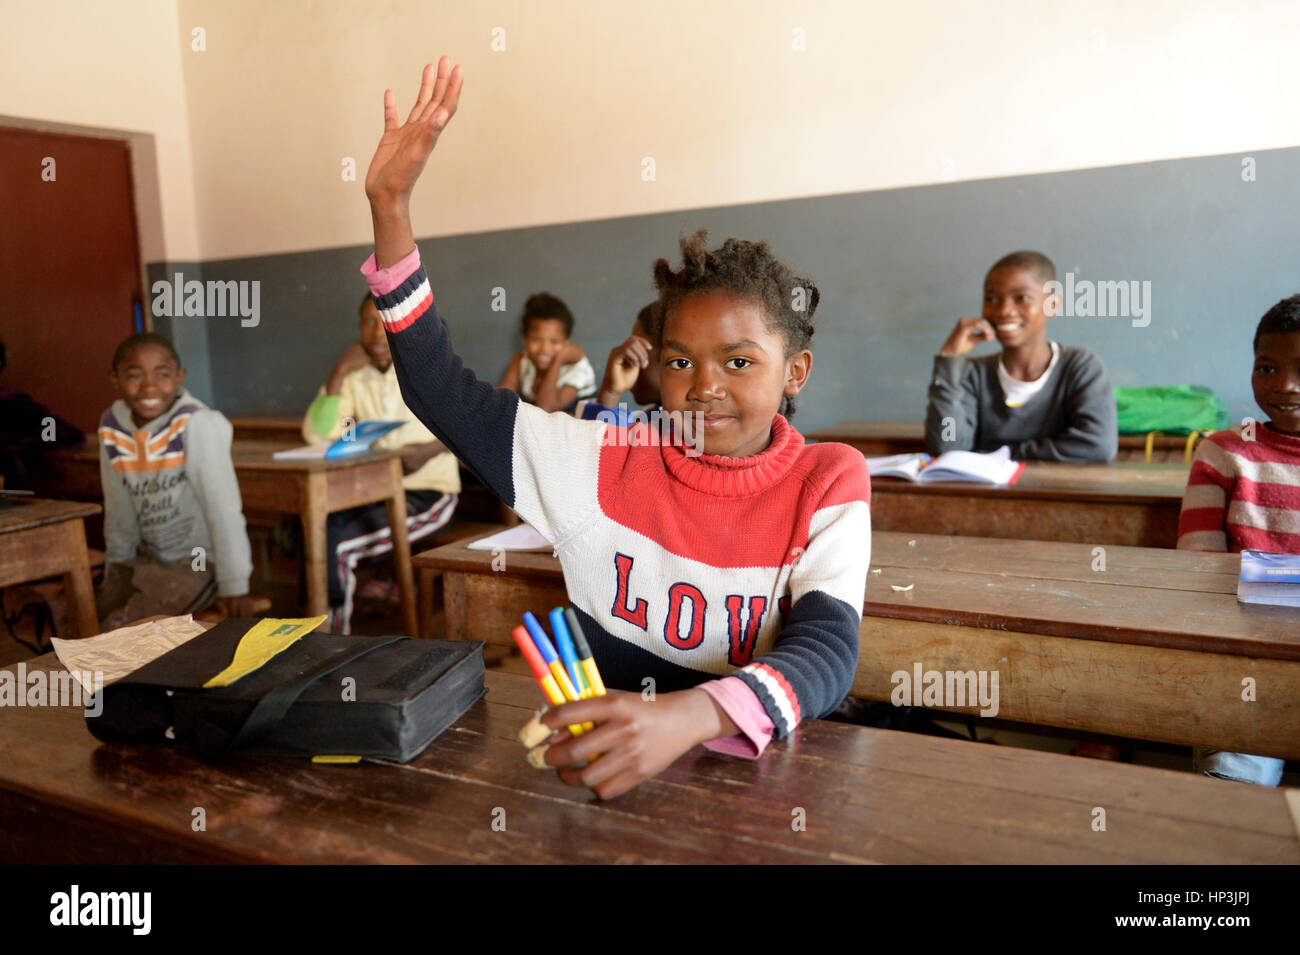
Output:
[{"xmin": 650, "ymin": 229, "xmax": 818, "ymax": 418}]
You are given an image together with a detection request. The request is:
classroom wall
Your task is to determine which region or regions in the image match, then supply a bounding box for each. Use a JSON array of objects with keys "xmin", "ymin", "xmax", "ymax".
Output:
[
  {"xmin": 6, "ymin": 2, "xmax": 1297, "ymax": 429},
  {"xmin": 201, "ymin": 143, "xmax": 1299, "ymax": 434},
  {"xmin": 174, "ymin": 0, "xmax": 1300, "ymax": 259}
]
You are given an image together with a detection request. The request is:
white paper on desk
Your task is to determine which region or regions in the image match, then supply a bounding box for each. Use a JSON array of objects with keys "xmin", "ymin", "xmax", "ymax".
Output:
[
  {"xmin": 51, "ymin": 615, "xmax": 207, "ymax": 693},
  {"xmin": 466, "ymin": 524, "xmax": 554, "ymax": 552},
  {"xmin": 271, "ymin": 440, "xmax": 331, "ymax": 460}
]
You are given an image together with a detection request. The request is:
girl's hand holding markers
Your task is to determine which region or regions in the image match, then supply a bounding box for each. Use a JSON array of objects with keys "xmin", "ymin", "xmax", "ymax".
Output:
[{"xmin": 539, "ymin": 689, "xmax": 739, "ymax": 801}]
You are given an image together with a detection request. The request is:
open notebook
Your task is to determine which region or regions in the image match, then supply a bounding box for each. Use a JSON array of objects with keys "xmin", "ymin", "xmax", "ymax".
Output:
[
  {"xmin": 865, "ymin": 446, "xmax": 1025, "ymax": 486},
  {"xmin": 273, "ymin": 420, "xmax": 405, "ymax": 461}
]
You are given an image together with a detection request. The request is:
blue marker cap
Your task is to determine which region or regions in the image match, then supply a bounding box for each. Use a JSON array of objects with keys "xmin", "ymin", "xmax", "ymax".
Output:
[
  {"xmin": 549, "ymin": 608, "xmax": 585, "ymax": 691},
  {"xmin": 522, "ymin": 611, "xmax": 559, "ymax": 664}
]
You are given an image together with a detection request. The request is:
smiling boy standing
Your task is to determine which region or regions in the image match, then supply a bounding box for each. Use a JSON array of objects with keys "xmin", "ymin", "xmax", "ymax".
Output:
[
  {"xmin": 925, "ymin": 250, "xmax": 1118, "ymax": 462},
  {"xmin": 96, "ymin": 333, "xmax": 254, "ymax": 630}
]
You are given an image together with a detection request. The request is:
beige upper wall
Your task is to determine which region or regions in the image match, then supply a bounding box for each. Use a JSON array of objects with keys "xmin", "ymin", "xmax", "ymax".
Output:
[
  {"xmin": 6, "ymin": 1, "xmax": 1299, "ymax": 263},
  {"xmin": 0, "ymin": 0, "xmax": 200, "ymax": 261}
]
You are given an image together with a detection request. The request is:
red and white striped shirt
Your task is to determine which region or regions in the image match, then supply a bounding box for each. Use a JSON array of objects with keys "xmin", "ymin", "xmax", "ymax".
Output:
[{"xmin": 1176, "ymin": 424, "xmax": 1300, "ymax": 554}]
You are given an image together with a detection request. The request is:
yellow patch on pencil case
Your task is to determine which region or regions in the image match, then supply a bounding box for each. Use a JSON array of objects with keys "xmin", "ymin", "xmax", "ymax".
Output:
[{"xmin": 202, "ymin": 615, "xmax": 329, "ymax": 688}]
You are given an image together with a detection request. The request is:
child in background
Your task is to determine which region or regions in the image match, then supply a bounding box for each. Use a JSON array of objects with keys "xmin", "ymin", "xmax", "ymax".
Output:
[
  {"xmin": 575, "ymin": 303, "xmax": 662, "ymax": 423},
  {"xmin": 1177, "ymin": 294, "xmax": 1300, "ymax": 787},
  {"xmin": 0, "ymin": 335, "xmax": 85, "ymax": 490},
  {"xmin": 97, "ymin": 333, "xmax": 254, "ymax": 629},
  {"xmin": 498, "ymin": 293, "xmax": 597, "ymax": 411},
  {"xmin": 925, "ymin": 250, "xmax": 1117, "ymax": 462},
  {"xmin": 360, "ymin": 58, "xmax": 870, "ymax": 801},
  {"xmin": 302, "ymin": 294, "xmax": 460, "ymax": 633}
]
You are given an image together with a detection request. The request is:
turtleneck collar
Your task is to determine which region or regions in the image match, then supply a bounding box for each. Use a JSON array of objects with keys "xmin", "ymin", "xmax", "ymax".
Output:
[{"xmin": 660, "ymin": 414, "xmax": 805, "ymax": 497}]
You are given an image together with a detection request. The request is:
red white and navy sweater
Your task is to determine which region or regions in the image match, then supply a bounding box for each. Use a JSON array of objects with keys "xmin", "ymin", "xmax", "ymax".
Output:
[{"xmin": 362, "ymin": 249, "xmax": 872, "ymax": 750}]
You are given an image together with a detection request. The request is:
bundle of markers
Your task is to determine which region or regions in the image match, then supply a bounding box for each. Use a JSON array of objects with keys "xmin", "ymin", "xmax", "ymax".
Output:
[{"xmin": 512, "ymin": 608, "xmax": 607, "ymax": 742}]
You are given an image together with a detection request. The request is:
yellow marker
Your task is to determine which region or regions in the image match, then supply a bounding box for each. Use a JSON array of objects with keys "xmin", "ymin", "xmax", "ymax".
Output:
[
  {"xmin": 565, "ymin": 608, "xmax": 607, "ymax": 697},
  {"xmin": 513, "ymin": 625, "xmax": 585, "ymax": 736},
  {"xmin": 579, "ymin": 657, "xmax": 607, "ymax": 697}
]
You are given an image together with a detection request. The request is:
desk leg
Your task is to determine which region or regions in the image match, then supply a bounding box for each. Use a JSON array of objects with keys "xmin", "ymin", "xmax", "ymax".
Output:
[
  {"xmin": 442, "ymin": 571, "xmax": 468, "ymax": 641},
  {"xmin": 61, "ymin": 520, "xmax": 98, "ymax": 637},
  {"xmin": 385, "ymin": 459, "xmax": 418, "ymax": 638},
  {"xmin": 303, "ymin": 471, "xmax": 329, "ymax": 618}
]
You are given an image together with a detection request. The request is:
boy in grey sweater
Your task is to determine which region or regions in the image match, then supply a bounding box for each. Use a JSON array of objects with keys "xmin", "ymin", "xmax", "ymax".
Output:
[
  {"xmin": 925, "ymin": 251, "xmax": 1117, "ymax": 462},
  {"xmin": 96, "ymin": 333, "xmax": 254, "ymax": 630}
]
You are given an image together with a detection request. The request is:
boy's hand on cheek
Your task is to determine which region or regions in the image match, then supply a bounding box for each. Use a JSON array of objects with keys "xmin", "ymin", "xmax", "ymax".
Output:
[
  {"xmin": 540, "ymin": 689, "xmax": 730, "ymax": 800},
  {"xmin": 558, "ymin": 342, "xmax": 586, "ymax": 366},
  {"xmin": 602, "ymin": 335, "xmax": 652, "ymax": 399},
  {"xmin": 939, "ymin": 316, "xmax": 996, "ymax": 357}
]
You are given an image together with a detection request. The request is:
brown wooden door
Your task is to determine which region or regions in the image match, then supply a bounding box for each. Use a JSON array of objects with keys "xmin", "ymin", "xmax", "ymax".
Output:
[{"xmin": 0, "ymin": 126, "xmax": 144, "ymax": 433}]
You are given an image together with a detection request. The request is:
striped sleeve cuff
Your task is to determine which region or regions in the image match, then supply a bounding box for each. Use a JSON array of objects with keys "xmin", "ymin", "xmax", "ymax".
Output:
[
  {"xmin": 360, "ymin": 246, "xmax": 422, "ymax": 295},
  {"xmin": 733, "ymin": 662, "xmax": 803, "ymax": 739}
]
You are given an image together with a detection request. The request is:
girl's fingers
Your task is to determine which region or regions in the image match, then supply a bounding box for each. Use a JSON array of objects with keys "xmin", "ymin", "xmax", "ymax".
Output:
[
  {"xmin": 426, "ymin": 56, "xmax": 452, "ymax": 115},
  {"xmin": 430, "ymin": 64, "xmax": 464, "ymax": 129},
  {"xmin": 382, "ymin": 88, "xmax": 399, "ymax": 131},
  {"xmin": 407, "ymin": 62, "xmax": 438, "ymax": 124}
]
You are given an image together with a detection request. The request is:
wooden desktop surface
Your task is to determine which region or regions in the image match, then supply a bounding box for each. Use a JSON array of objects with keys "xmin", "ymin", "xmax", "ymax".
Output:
[
  {"xmin": 1, "ymin": 655, "xmax": 1294, "ymax": 864},
  {"xmin": 415, "ymin": 530, "xmax": 1300, "ymax": 757},
  {"xmin": 869, "ymin": 461, "xmax": 1188, "ymax": 547}
]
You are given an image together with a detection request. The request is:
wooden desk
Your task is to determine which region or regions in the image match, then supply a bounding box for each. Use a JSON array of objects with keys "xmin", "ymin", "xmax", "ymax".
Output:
[
  {"xmin": 1, "ymin": 655, "xmax": 1294, "ymax": 863},
  {"xmin": 228, "ymin": 415, "xmax": 304, "ymax": 443},
  {"xmin": 870, "ymin": 461, "xmax": 1188, "ymax": 547},
  {"xmin": 808, "ymin": 420, "xmax": 1203, "ymax": 463},
  {"xmin": 35, "ymin": 441, "xmax": 418, "ymax": 637},
  {"xmin": 0, "ymin": 498, "xmax": 101, "ymax": 637},
  {"xmin": 415, "ymin": 530, "xmax": 1300, "ymax": 758}
]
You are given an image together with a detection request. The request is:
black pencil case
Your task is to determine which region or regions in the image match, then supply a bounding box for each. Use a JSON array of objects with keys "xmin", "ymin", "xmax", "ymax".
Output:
[{"xmin": 87, "ymin": 618, "xmax": 485, "ymax": 762}]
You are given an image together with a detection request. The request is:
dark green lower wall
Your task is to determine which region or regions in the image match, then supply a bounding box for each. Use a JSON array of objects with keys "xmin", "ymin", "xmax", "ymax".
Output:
[{"xmin": 153, "ymin": 145, "xmax": 1299, "ymax": 435}]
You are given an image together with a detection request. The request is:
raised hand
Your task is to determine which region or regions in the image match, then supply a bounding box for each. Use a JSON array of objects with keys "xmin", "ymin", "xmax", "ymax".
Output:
[
  {"xmin": 366, "ymin": 56, "xmax": 464, "ymax": 267},
  {"xmin": 365, "ymin": 56, "xmax": 464, "ymax": 205}
]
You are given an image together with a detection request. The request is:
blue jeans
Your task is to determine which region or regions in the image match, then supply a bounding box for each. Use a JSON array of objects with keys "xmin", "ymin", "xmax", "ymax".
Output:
[{"xmin": 1194, "ymin": 748, "xmax": 1285, "ymax": 786}]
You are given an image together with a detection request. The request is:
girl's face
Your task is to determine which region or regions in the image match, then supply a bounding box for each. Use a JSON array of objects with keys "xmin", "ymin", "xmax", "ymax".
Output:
[
  {"xmin": 658, "ymin": 290, "xmax": 811, "ymax": 458},
  {"xmin": 522, "ymin": 318, "xmax": 569, "ymax": 371}
]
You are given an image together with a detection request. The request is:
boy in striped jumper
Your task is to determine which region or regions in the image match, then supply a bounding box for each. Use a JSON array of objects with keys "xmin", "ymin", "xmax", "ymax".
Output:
[
  {"xmin": 1177, "ymin": 294, "xmax": 1300, "ymax": 786},
  {"xmin": 361, "ymin": 58, "xmax": 871, "ymax": 800}
]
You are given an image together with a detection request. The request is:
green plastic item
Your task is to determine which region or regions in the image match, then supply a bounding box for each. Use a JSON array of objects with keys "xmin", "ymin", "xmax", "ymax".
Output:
[{"xmin": 1114, "ymin": 385, "xmax": 1230, "ymax": 435}]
